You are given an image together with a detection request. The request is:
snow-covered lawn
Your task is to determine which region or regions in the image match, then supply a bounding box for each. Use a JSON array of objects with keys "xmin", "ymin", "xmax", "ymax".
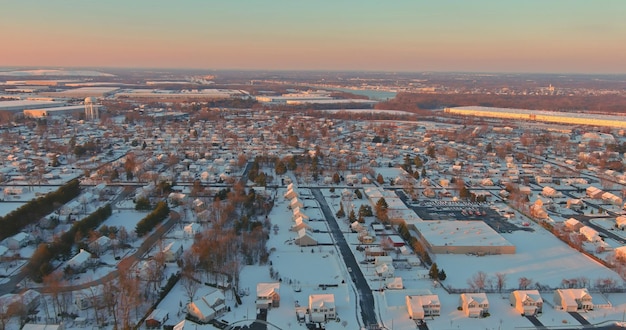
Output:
[{"xmin": 435, "ymin": 225, "xmax": 622, "ymax": 290}]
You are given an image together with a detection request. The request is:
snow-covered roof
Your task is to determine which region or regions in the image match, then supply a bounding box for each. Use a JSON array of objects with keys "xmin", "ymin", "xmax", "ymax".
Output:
[{"xmin": 256, "ymin": 282, "xmax": 280, "ymax": 298}]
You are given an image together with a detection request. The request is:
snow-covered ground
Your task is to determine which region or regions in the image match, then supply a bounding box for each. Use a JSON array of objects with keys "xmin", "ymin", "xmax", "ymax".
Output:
[{"xmin": 7, "ymin": 183, "xmax": 626, "ymax": 330}]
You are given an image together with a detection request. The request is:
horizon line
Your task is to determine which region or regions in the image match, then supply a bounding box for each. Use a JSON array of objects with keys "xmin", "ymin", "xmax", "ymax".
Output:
[{"xmin": 1, "ymin": 66, "xmax": 626, "ymax": 77}]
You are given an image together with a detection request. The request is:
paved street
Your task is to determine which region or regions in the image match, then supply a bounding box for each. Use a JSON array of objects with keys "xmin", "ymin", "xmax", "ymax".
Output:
[{"xmin": 311, "ymin": 188, "xmax": 378, "ymax": 329}]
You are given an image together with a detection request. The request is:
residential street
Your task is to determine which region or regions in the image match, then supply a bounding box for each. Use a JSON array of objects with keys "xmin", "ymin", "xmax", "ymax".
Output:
[{"xmin": 311, "ymin": 188, "xmax": 378, "ymax": 329}]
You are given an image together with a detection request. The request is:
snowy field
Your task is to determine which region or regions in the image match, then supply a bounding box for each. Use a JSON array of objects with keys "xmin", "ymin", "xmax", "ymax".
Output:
[
  {"xmin": 435, "ymin": 226, "xmax": 623, "ymax": 290},
  {"xmin": 0, "ymin": 186, "xmax": 60, "ymax": 216},
  {"xmin": 102, "ymin": 209, "xmax": 149, "ymax": 233},
  {"xmin": 8, "ymin": 183, "xmax": 626, "ymax": 330}
]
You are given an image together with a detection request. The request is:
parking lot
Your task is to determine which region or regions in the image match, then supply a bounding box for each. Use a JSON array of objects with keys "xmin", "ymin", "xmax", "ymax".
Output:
[{"xmin": 408, "ymin": 200, "xmax": 533, "ymax": 234}]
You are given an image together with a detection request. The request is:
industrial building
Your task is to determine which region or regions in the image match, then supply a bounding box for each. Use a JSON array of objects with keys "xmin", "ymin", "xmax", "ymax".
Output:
[
  {"xmin": 444, "ymin": 106, "xmax": 626, "ymax": 128},
  {"xmin": 410, "ymin": 220, "xmax": 516, "ymax": 255},
  {"xmin": 39, "ymin": 87, "xmax": 119, "ymax": 98},
  {"xmin": 23, "ymin": 105, "xmax": 86, "ymax": 118},
  {"xmin": 115, "ymin": 88, "xmax": 243, "ymax": 100},
  {"xmin": 0, "ymin": 100, "xmax": 66, "ymax": 113}
]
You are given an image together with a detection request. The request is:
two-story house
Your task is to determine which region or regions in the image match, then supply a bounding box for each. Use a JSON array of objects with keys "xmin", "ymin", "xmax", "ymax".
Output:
[
  {"xmin": 510, "ymin": 290, "xmax": 543, "ymax": 316},
  {"xmin": 554, "ymin": 288, "xmax": 593, "ymax": 312},
  {"xmin": 406, "ymin": 294, "xmax": 441, "ymax": 320},
  {"xmin": 459, "ymin": 293, "xmax": 489, "ymax": 318},
  {"xmin": 256, "ymin": 282, "xmax": 280, "ymax": 309},
  {"xmin": 187, "ymin": 288, "xmax": 227, "ymax": 323},
  {"xmin": 308, "ymin": 294, "xmax": 335, "ymax": 323}
]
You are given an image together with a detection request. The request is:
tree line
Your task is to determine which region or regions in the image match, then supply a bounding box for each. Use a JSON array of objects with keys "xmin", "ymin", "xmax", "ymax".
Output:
[
  {"xmin": 0, "ymin": 179, "xmax": 81, "ymax": 241},
  {"xmin": 376, "ymin": 92, "xmax": 626, "ymax": 113},
  {"xmin": 26, "ymin": 204, "xmax": 112, "ymax": 282},
  {"xmin": 135, "ymin": 201, "xmax": 170, "ymax": 237}
]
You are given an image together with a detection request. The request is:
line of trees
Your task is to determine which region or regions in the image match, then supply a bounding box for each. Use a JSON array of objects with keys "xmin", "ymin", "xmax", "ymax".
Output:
[
  {"xmin": 26, "ymin": 204, "xmax": 112, "ymax": 281},
  {"xmin": 0, "ymin": 179, "xmax": 81, "ymax": 241},
  {"xmin": 135, "ymin": 201, "xmax": 170, "ymax": 237},
  {"xmin": 376, "ymin": 92, "xmax": 626, "ymax": 113},
  {"xmin": 397, "ymin": 222, "xmax": 432, "ymax": 265}
]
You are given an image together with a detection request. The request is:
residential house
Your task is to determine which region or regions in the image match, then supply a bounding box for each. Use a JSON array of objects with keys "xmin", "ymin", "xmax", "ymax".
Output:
[
  {"xmin": 385, "ymin": 277, "xmax": 403, "ymax": 290},
  {"xmin": 289, "ymin": 197, "xmax": 303, "ymax": 210},
  {"xmin": 542, "ymin": 186, "xmax": 561, "ymax": 198},
  {"xmin": 510, "ymin": 290, "xmax": 543, "ymax": 316},
  {"xmin": 292, "ymin": 207, "xmax": 309, "ymax": 221},
  {"xmin": 406, "ymin": 294, "xmax": 441, "ymax": 320},
  {"xmin": 553, "ymin": 288, "xmax": 593, "ymax": 312},
  {"xmin": 357, "ymin": 230, "xmax": 374, "ymax": 244},
  {"xmin": 88, "ymin": 235, "xmax": 111, "ymax": 256},
  {"xmin": 565, "ymin": 218, "xmax": 583, "ymax": 231},
  {"xmin": 616, "ymin": 216, "xmax": 626, "ymax": 230},
  {"xmin": 602, "ymin": 192, "xmax": 622, "ymax": 206},
  {"xmin": 365, "ymin": 246, "xmax": 387, "ymax": 257},
  {"xmin": 375, "ymin": 256, "xmax": 393, "ymax": 266},
  {"xmin": 384, "ymin": 235, "xmax": 405, "ymax": 248},
  {"xmin": 580, "ymin": 226, "xmax": 601, "ymax": 242},
  {"xmin": 160, "ymin": 241, "xmax": 183, "ymax": 262},
  {"xmin": 308, "ymin": 294, "xmax": 336, "ymax": 323},
  {"xmin": 284, "ymin": 188, "xmax": 297, "ymax": 200},
  {"xmin": 255, "ymin": 282, "xmax": 280, "ymax": 309},
  {"xmin": 168, "ymin": 192, "xmax": 186, "ymax": 204},
  {"xmin": 294, "ymin": 228, "xmax": 317, "ymax": 247},
  {"xmin": 291, "ymin": 217, "xmax": 310, "ymax": 232},
  {"xmin": 146, "ymin": 308, "xmax": 169, "ymax": 328},
  {"xmin": 187, "ymin": 288, "xmax": 227, "ymax": 323},
  {"xmin": 459, "ymin": 293, "xmax": 489, "ymax": 318},
  {"xmin": 375, "ymin": 263, "xmax": 395, "ymax": 278},
  {"xmin": 4, "ymin": 232, "xmax": 31, "ymax": 250},
  {"xmin": 67, "ymin": 249, "xmax": 93, "ymax": 272},
  {"xmin": 566, "ymin": 199, "xmax": 584, "ymax": 211},
  {"xmin": 586, "ymin": 186, "xmax": 603, "ymax": 199},
  {"xmin": 184, "ymin": 223, "xmax": 201, "ymax": 238}
]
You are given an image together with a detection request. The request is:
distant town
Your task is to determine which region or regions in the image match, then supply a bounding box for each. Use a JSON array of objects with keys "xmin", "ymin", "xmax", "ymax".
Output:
[{"xmin": 2, "ymin": 68, "xmax": 626, "ymax": 330}]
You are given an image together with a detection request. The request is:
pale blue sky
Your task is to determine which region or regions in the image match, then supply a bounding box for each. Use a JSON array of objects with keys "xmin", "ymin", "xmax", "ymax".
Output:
[{"xmin": 1, "ymin": 0, "xmax": 625, "ymax": 73}]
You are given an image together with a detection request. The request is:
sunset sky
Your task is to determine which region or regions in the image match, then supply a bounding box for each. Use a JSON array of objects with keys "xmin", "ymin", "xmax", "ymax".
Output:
[{"xmin": 1, "ymin": 0, "xmax": 625, "ymax": 73}]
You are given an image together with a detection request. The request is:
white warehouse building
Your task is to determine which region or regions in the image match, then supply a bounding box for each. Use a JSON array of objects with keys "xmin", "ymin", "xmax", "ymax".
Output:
[{"xmin": 444, "ymin": 106, "xmax": 626, "ymax": 128}]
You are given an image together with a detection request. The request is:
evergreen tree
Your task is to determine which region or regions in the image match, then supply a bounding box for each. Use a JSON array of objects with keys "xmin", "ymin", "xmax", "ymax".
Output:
[
  {"xmin": 332, "ymin": 172, "xmax": 341, "ymax": 184},
  {"xmin": 438, "ymin": 269, "xmax": 447, "ymax": 281},
  {"xmin": 336, "ymin": 202, "xmax": 345, "ymax": 218},
  {"xmin": 426, "ymin": 145, "xmax": 436, "ymax": 158},
  {"xmin": 354, "ymin": 189, "xmax": 362, "ymax": 199},
  {"xmin": 275, "ymin": 160, "xmax": 287, "ymax": 175},
  {"xmin": 413, "ymin": 155, "xmax": 423, "ymax": 168},
  {"xmin": 348, "ymin": 209, "xmax": 357, "ymax": 222},
  {"xmin": 429, "ymin": 263, "xmax": 439, "ymax": 280},
  {"xmin": 375, "ymin": 197, "xmax": 389, "ymax": 223}
]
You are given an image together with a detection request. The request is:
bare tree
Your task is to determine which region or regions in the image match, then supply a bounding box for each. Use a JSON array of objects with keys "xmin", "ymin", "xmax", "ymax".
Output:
[
  {"xmin": 519, "ymin": 277, "xmax": 533, "ymax": 290},
  {"xmin": 117, "ymin": 268, "xmax": 141, "ymax": 330},
  {"xmin": 102, "ymin": 279, "xmax": 120, "ymax": 326},
  {"xmin": 43, "ymin": 271, "xmax": 66, "ymax": 322},
  {"xmin": 181, "ymin": 251, "xmax": 201, "ymax": 302},
  {"xmin": 86, "ymin": 285, "xmax": 106, "ymax": 327},
  {"xmin": 467, "ymin": 271, "xmax": 488, "ymax": 292},
  {"xmin": 495, "ymin": 272, "xmax": 507, "ymax": 293}
]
